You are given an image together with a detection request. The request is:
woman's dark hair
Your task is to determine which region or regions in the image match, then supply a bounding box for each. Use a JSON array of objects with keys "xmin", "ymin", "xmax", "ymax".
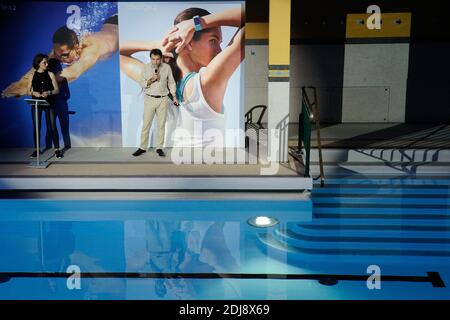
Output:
[
  {"xmin": 170, "ymin": 8, "xmax": 211, "ymax": 82},
  {"xmin": 52, "ymin": 26, "xmax": 79, "ymax": 46},
  {"xmin": 32, "ymin": 53, "xmax": 48, "ymax": 70}
]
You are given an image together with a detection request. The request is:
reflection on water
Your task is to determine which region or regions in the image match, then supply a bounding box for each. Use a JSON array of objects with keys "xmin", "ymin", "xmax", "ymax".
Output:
[
  {"xmin": 125, "ymin": 220, "xmax": 240, "ymax": 299},
  {"xmin": 41, "ymin": 221, "xmax": 126, "ymax": 299},
  {"xmin": 0, "ymin": 219, "xmax": 243, "ymax": 299}
]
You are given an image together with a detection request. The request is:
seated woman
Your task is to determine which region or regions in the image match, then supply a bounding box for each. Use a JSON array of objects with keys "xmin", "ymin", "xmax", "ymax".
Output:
[{"xmin": 28, "ymin": 54, "xmax": 62, "ymax": 158}]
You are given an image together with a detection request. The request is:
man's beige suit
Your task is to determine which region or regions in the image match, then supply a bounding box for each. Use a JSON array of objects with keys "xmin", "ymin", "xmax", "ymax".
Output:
[{"xmin": 138, "ymin": 62, "xmax": 176, "ymax": 150}]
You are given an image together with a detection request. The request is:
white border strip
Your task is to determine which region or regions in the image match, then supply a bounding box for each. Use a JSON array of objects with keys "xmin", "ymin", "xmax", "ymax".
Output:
[{"xmin": 0, "ymin": 177, "xmax": 313, "ymax": 191}]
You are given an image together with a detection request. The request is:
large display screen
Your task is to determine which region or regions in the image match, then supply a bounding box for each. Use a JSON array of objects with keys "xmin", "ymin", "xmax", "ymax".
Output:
[{"xmin": 0, "ymin": 1, "xmax": 245, "ymax": 148}]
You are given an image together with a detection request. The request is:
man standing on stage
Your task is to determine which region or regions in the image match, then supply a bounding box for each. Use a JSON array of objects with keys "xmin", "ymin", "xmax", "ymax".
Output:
[{"xmin": 133, "ymin": 48, "xmax": 178, "ymax": 157}]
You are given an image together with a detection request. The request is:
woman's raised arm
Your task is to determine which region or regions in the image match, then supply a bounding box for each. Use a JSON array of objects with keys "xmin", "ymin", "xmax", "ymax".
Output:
[
  {"xmin": 119, "ymin": 40, "xmax": 173, "ymax": 83},
  {"xmin": 162, "ymin": 6, "xmax": 245, "ymax": 54},
  {"xmin": 199, "ymin": 27, "xmax": 244, "ymax": 113}
]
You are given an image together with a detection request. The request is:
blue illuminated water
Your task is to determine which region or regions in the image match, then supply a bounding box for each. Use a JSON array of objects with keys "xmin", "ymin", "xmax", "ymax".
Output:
[{"xmin": 0, "ymin": 175, "xmax": 449, "ymax": 299}]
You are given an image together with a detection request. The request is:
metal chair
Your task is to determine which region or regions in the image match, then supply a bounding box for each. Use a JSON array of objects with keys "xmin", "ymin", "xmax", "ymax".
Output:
[{"xmin": 245, "ymin": 105, "xmax": 267, "ymax": 149}]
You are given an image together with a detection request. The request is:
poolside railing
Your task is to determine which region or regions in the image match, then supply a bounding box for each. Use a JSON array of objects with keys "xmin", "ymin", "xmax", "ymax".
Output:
[{"xmin": 293, "ymin": 86, "xmax": 325, "ymax": 186}]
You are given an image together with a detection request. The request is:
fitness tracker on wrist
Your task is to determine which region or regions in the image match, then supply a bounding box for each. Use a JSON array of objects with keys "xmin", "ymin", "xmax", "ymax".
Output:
[{"xmin": 193, "ymin": 15, "xmax": 202, "ymax": 32}]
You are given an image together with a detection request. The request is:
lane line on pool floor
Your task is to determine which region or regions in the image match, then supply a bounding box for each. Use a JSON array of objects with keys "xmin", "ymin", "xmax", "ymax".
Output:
[{"xmin": 0, "ymin": 271, "xmax": 445, "ymax": 287}]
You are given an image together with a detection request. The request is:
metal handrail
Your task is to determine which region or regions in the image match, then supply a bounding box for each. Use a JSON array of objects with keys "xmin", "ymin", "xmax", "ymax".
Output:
[{"xmin": 294, "ymin": 87, "xmax": 325, "ymax": 186}]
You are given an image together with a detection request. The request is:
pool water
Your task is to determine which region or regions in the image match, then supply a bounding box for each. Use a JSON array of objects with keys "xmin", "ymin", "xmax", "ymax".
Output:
[{"xmin": 0, "ymin": 175, "xmax": 449, "ymax": 299}]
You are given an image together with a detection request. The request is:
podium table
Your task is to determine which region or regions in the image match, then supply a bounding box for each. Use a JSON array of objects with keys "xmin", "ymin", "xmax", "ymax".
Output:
[{"xmin": 25, "ymin": 98, "xmax": 50, "ymax": 169}]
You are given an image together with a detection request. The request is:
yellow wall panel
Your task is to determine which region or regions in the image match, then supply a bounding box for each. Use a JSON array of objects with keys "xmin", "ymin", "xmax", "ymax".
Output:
[
  {"xmin": 346, "ymin": 12, "xmax": 411, "ymax": 38},
  {"xmin": 246, "ymin": 23, "xmax": 269, "ymax": 39},
  {"xmin": 268, "ymin": 0, "xmax": 291, "ymax": 65}
]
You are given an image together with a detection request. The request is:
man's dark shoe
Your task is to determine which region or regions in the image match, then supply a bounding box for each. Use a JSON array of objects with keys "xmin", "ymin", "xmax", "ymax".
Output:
[
  {"xmin": 30, "ymin": 150, "xmax": 42, "ymax": 158},
  {"xmin": 132, "ymin": 148, "xmax": 146, "ymax": 157},
  {"xmin": 55, "ymin": 150, "xmax": 63, "ymax": 158},
  {"xmin": 156, "ymin": 149, "xmax": 165, "ymax": 157}
]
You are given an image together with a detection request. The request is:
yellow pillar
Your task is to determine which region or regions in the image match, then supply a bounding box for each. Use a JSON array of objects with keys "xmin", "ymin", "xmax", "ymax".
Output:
[
  {"xmin": 269, "ymin": 0, "xmax": 291, "ymax": 69},
  {"xmin": 268, "ymin": 0, "xmax": 291, "ymax": 163}
]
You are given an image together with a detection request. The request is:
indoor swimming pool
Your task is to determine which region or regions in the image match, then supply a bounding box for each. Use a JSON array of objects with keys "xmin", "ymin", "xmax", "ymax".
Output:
[{"xmin": 0, "ymin": 174, "xmax": 449, "ymax": 300}]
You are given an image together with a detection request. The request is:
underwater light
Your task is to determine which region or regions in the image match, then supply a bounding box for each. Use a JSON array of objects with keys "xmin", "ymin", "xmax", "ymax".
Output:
[{"xmin": 247, "ymin": 216, "xmax": 279, "ymax": 228}]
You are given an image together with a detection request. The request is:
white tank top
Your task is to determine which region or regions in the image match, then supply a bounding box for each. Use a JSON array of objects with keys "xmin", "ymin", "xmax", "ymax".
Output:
[{"xmin": 167, "ymin": 68, "xmax": 225, "ymax": 148}]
